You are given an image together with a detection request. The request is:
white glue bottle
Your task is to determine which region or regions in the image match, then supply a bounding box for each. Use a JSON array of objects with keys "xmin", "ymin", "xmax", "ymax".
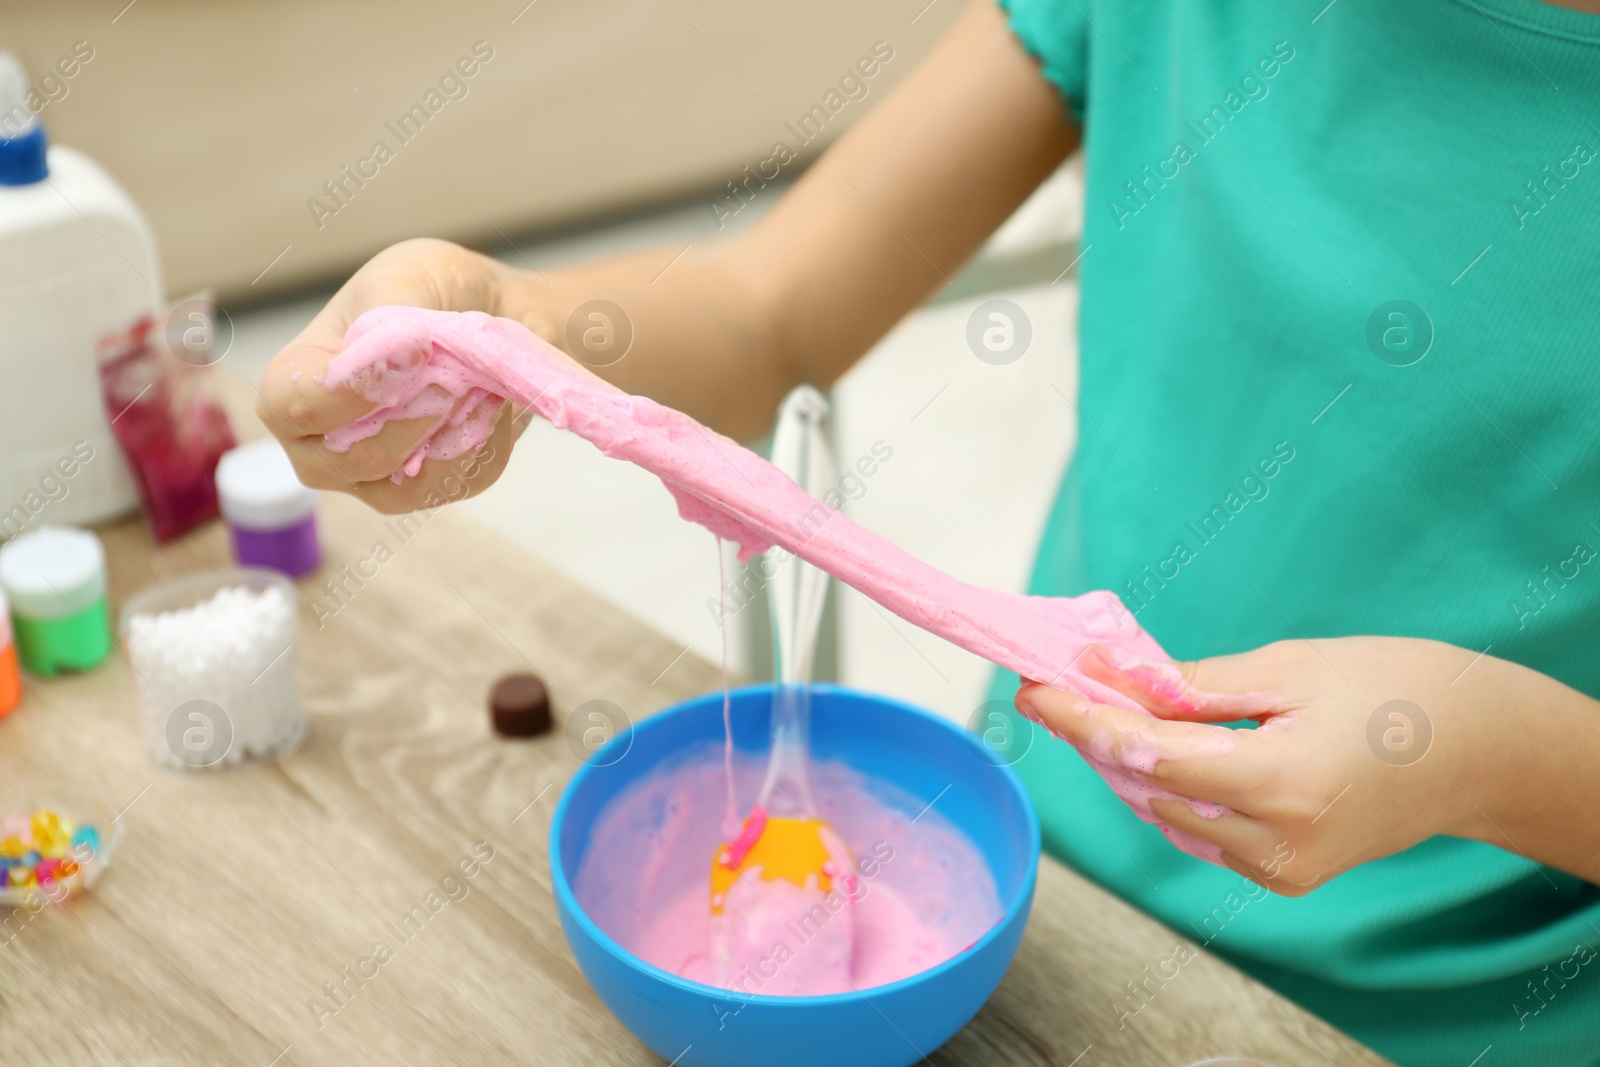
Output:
[{"xmin": 0, "ymin": 51, "xmax": 162, "ymax": 535}]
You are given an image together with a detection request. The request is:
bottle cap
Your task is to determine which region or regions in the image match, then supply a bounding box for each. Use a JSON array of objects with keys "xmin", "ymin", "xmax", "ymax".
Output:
[
  {"xmin": 489, "ymin": 672, "xmax": 552, "ymax": 737},
  {"xmin": 0, "ymin": 526, "xmax": 107, "ymax": 620},
  {"xmin": 216, "ymin": 439, "xmax": 316, "ymax": 531},
  {"xmin": 0, "ymin": 53, "xmax": 48, "ymax": 186}
]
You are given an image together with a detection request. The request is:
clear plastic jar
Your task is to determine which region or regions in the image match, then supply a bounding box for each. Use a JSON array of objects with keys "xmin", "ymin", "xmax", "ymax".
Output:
[{"xmin": 120, "ymin": 567, "xmax": 305, "ymax": 772}]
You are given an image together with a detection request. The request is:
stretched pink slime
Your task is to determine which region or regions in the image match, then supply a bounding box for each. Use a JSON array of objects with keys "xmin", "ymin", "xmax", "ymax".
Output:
[{"xmin": 323, "ymin": 307, "xmax": 1242, "ymax": 861}]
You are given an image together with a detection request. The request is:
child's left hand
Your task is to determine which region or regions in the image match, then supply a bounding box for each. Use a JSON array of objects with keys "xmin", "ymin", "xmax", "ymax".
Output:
[{"xmin": 1014, "ymin": 636, "xmax": 1600, "ymax": 893}]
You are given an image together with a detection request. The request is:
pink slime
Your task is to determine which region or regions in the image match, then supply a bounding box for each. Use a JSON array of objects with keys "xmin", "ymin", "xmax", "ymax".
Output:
[{"xmin": 322, "ymin": 307, "xmax": 1238, "ymax": 862}]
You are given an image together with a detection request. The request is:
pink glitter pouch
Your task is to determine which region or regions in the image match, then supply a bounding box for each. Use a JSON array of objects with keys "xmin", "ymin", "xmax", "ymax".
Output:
[{"xmin": 97, "ymin": 295, "xmax": 236, "ymax": 542}]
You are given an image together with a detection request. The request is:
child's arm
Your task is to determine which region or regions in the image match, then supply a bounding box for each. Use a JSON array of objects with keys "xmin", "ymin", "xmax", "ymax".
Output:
[
  {"xmin": 1017, "ymin": 638, "xmax": 1600, "ymax": 888},
  {"xmin": 257, "ymin": 1, "xmax": 1079, "ymax": 511}
]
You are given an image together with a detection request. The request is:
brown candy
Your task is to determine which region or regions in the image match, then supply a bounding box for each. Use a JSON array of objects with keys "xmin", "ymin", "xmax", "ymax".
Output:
[{"xmin": 489, "ymin": 672, "xmax": 552, "ymax": 738}]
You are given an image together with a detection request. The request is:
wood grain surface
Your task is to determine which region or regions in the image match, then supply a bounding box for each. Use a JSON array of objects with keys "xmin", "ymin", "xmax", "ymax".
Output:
[{"xmin": 0, "ymin": 385, "xmax": 1391, "ymax": 1066}]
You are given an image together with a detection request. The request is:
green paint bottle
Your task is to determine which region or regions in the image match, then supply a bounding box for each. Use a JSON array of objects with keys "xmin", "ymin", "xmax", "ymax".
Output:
[{"xmin": 0, "ymin": 526, "xmax": 111, "ymax": 676}]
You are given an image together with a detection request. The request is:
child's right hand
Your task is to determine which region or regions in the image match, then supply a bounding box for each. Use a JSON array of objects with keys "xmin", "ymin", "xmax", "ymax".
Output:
[{"xmin": 256, "ymin": 238, "xmax": 533, "ymax": 514}]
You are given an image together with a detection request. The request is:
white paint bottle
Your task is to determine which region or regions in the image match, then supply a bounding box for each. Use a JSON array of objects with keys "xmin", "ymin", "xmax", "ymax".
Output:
[{"xmin": 0, "ymin": 51, "xmax": 162, "ymax": 537}]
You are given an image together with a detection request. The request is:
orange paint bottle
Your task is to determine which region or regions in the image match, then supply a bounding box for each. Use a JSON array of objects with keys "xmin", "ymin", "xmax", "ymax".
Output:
[{"xmin": 0, "ymin": 590, "xmax": 20, "ymax": 717}]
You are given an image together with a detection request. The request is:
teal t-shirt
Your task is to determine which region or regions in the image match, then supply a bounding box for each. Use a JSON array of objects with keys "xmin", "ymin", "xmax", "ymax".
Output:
[{"xmin": 992, "ymin": 1, "xmax": 1600, "ymax": 1064}]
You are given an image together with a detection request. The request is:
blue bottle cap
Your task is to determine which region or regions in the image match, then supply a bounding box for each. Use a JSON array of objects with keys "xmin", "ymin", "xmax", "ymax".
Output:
[
  {"xmin": 0, "ymin": 54, "xmax": 48, "ymax": 185},
  {"xmin": 0, "ymin": 123, "xmax": 48, "ymax": 185}
]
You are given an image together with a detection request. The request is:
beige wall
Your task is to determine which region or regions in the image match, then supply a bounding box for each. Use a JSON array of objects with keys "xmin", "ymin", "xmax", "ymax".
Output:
[{"xmin": 9, "ymin": 0, "xmax": 958, "ymax": 301}]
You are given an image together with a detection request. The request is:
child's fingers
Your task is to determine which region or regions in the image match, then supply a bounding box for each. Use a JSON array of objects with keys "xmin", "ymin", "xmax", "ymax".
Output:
[
  {"xmin": 276, "ymin": 396, "xmax": 514, "ymax": 509},
  {"xmin": 257, "ymin": 241, "xmax": 480, "ymax": 438},
  {"xmin": 1015, "ymin": 681, "xmax": 1273, "ymax": 811},
  {"xmin": 1145, "ymin": 797, "xmax": 1274, "ymax": 868},
  {"xmin": 255, "ymin": 305, "xmax": 406, "ymax": 438},
  {"xmin": 278, "ymin": 413, "xmax": 442, "ymax": 491},
  {"xmin": 325, "ymin": 410, "xmax": 450, "ymax": 483},
  {"xmin": 1080, "ymin": 643, "xmax": 1284, "ymax": 722},
  {"xmin": 346, "ymin": 415, "xmax": 515, "ymax": 515},
  {"xmin": 1148, "ymin": 798, "xmax": 1321, "ymax": 896},
  {"xmin": 277, "ymin": 435, "xmax": 362, "ymax": 494}
]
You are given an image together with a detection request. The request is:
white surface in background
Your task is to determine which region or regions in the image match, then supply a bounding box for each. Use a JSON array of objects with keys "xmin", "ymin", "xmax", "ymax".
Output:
[
  {"xmin": 985, "ymin": 152, "xmax": 1085, "ymax": 259},
  {"xmin": 227, "ymin": 164, "xmax": 1086, "ymax": 712},
  {"xmin": 223, "ymin": 295, "xmax": 331, "ymax": 380}
]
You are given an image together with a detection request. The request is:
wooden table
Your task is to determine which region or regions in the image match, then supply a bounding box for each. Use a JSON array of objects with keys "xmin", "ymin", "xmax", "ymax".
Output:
[{"xmin": 0, "ymin": 440, "xmax": 1390, "ymax": 1067}]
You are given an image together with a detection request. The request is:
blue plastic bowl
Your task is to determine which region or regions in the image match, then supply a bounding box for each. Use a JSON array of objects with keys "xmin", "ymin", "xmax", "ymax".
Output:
[{"xmin": 550, "ymin": 684, "xmax": 1041, "ymax": 1067}]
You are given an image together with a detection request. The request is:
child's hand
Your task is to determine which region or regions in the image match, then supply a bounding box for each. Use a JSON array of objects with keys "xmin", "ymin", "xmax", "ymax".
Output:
[
  {"xmin": 1015, "ymin": 636, "xmax": 1597, "ymax": 893},
  {"xmin": 256, "ymin": 238, "xmax": 530, "ymax": 513}
]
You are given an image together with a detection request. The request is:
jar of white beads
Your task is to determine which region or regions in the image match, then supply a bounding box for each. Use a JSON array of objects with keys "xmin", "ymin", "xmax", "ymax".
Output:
[{"xmin": 120, "ymin": 568, "xmax": 305, "ymax": 771}]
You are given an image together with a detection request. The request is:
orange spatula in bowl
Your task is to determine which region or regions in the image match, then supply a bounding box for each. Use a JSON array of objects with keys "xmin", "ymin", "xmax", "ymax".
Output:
[{"xmin": 710, "ymin": 386, "xmax": 857, "ymax": 994}]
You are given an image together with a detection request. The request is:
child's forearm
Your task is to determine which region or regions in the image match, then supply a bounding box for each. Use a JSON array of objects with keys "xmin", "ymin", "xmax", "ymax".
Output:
[
  {"xmin": 497, "ymin": 0, "xmax": 1079, "ymax": 441},
  {"xmin": 496, "ymin": 248, "xmax": 796, "ymax": 441},
  {"xmin": 1464, "ymin": 656, "xmax": 1600, "ymax": 884}
]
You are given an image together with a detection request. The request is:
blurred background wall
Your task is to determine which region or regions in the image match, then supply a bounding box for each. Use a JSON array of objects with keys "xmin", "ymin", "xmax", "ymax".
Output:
[{"xmin": 9, "ymin": 0, "xmax": 960, "ymax": 299}]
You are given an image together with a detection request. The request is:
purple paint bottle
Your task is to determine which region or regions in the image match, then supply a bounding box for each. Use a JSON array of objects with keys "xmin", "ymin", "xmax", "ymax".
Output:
[{"xmin": 215, "ymin": 440, "xmax": 320, "ymax": 577}]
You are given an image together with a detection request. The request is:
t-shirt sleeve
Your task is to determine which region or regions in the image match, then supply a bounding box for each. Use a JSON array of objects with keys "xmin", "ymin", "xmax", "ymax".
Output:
[{"xmin": 999, "ymin": 0, "xmax": 1090, "ymax": 122}]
